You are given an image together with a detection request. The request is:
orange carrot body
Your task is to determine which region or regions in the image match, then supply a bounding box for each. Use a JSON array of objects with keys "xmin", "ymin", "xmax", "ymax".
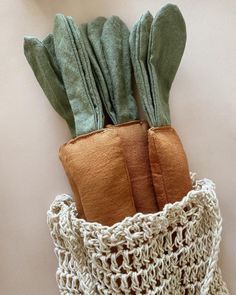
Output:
[
  {"xmin": 108, "ymin": 121, "xmax": 158, "ymax": 213},
  {"xmin": 59, "ymin": 129, "xmax": 136, "ymax": 226},
  {"xmin": 59, "ymin": 150, "xmax": 86, "ymax": 219},
  {"xmin": 148, "ymin": 126, "xmax": 192, "ymax": 209}
]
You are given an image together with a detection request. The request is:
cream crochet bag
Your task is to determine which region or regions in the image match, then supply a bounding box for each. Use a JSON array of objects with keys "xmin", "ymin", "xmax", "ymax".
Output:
[{"xmin": 47, "ymin": 176, "xmax": 229, "ymax": 294}]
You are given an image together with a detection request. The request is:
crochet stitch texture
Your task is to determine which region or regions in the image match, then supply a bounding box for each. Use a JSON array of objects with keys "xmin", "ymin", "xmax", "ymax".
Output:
[{"xmin": 47, "ymin": 177, "xmax": 229, "ymax": 294}]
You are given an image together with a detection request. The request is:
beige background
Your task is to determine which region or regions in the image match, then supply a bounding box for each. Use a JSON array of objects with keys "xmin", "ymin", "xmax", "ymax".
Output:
[{"xmin": 1, "ymin": 0, "xmax": 235, "ymax": 294}]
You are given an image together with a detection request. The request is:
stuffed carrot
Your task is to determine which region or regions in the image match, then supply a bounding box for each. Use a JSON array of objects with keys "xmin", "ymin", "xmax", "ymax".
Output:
[
  {"xmin": 24, "ymin": 34, "xmax": 87, "ymax": 218},
  {"xmin": 25, "ymin": 14, "xmax": 139, "ymax": 225},
  {"xmin": 25, "ymin": 14, "xmax": 158, "ymax": 225},
  {"xmin": 107, "ymin": 121, "xmax": 157, "ymax": 213},
  {"xmin": 83, "ymin": 17, "xmax": 157, "ymax": 213},
  {"xmin": 59, "ymin": 129, "xmax": 137, "ymax": 225},
  {"xmin": 148, "ymin": 127, "xmax": 191, "ymax": 209},
  {"xmin": 130, "ymin": 4, "xmax": 192, "ymax": 210}
]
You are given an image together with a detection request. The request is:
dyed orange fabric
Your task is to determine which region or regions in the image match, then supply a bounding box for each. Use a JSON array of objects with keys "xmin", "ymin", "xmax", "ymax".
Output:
[
  {"xmin": 59, "ymin": 150, "xmax": 85, "ymax": 219},
  {"xmin": 59, "ymin": 129, "xmax": 136, "ymax": 226},
  {"xmin": 107, "ymin": 121, "xmax": 158, "ymax": 213},
  {"xmin": 148, "ymin": 126, "xmax": 192, "ymax": 210}
]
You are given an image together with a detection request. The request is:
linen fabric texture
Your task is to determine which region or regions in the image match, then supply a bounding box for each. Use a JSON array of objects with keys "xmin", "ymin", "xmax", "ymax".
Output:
[
  {"xmin": 25, "ymin": 4, "xmax": 193, "ymax": 224},
  {"xmin": 148, "ymin": 126, "xmax": 192, "ymax": 210},
  {"xmin": 59, "ymin": 121, "xmax": 160, "ymax": 225},
  {"xmin": 129, "ymin": 4, "xmax": 192, "ymax": 211}
]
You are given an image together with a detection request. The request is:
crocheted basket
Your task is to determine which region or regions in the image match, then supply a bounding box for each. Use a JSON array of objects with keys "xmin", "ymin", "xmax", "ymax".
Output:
[{"xmin": 47, "ymin": 177, "xmax": 229, "ymax": 295}]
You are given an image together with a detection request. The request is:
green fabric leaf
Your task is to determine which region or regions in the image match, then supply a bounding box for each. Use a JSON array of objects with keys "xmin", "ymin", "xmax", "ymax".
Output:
[
  {"xmin": 130, "ymin": 4, "xmax": 186, "ymax": 127},
  {"xmin": 24, "ymin": 14, "xmax": 140, "ymax": 135},
  {"xmin": 79, "ymin": 22, "xmax": 117, "ymax": 124},
  {"xmin": 53, "ymin": 14, "xmax": 104, "ymax": 135},
  {"xmin": 101, "ymin": 16, "xmax": 138, "ymax": 123},
  {"xmin": 24, "ymin": 35, "xmax": 76, "ymax": 136},
  {"xmin": 130, "ymin": 11, "xmax": 155, "ymax": 126},
  {"xmin": 87, "ymin": 17, "xmax": 115, "ymax": 119},
  {"xmin": 148, "ymin": 4, "xmax": 186, "ymax": 126}
]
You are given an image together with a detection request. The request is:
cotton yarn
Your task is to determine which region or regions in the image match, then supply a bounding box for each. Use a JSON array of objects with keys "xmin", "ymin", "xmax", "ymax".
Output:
[{"xmin": 47, "ymin": 176, "xmax": 229, "ymax": 294}]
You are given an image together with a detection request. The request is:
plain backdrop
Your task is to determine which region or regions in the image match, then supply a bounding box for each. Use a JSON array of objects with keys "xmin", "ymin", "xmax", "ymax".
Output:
[{"xmin": 0, "ymin": 0, "xmax": 235, "ymax": 294}]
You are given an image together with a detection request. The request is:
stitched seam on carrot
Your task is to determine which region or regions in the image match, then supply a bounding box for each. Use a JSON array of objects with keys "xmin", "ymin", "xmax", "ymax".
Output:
[
  {"xmin": 59, "ymin": 146, "xmax": 86, "ymax": 219},
  {"xmin": 151, "ymin": 129, "xmax": 169, "ymax": 205},
  {"xmin": 63, "ymin": 129, "xmax": 107, "ymax": 146},
  {"xmin": 108, "ymin": 120, "xmax": 142, "ymax": 128},
  {"xmin": 151, "ymin": 126, "xmax": 172, "ymax": 132},
  {"xmin": 115, "ymin": 128, "xmax": 136, "ymax": 211}
]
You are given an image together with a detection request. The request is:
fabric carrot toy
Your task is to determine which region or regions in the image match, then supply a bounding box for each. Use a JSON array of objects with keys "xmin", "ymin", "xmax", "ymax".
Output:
[
  {"xmin": 24, "ymin": 14, "xmax": 158, "ymax": 225},
  {"xmin": 81, "ymin": 17, "xmax": 157, "ymax": 214},
  {"xmin": 24, "ymin": 5, "xmax": 191, "ymax": 225},
  {"xmin": 24, "ymin": 7, "xmax": 229, "ymax": 294},
  {"xmin": 130, "ymin": 4, "xmax": 192, "ymax": 210}
]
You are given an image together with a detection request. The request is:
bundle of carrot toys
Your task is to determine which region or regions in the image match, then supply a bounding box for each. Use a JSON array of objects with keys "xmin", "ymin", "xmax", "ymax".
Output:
[{"xmin": 25, "ymin": 4, "xmax": 229, "ymax": 294}]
